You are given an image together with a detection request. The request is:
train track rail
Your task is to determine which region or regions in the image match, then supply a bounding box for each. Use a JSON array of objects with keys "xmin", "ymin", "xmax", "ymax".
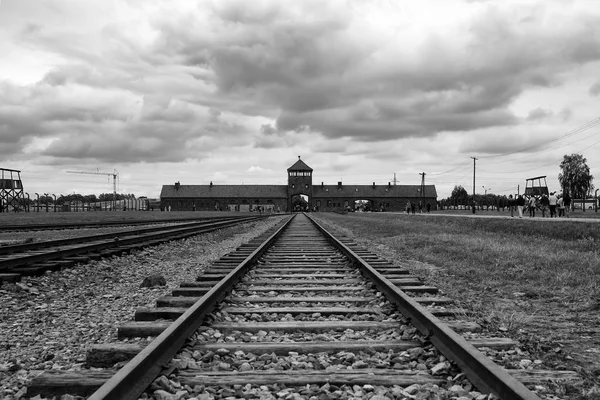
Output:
[
  {"xmin": 0, "ymin": 215, "xmax": 266, "ymax": 283},
  {"xmin": 28, "ymin": 213, "xmax": 577, "ymax": 399},
  {"xmin": 0, "ymin": 216, "xmax": 243, "ymax": 232}
]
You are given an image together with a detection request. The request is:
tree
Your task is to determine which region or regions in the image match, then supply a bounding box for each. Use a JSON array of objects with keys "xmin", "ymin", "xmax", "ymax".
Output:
[
  {"xmin": 558, "ymin": 153, "xmax": 594, "ymax": 201},
  {"xmin": 450, "ymin": 185, "xmax": 469, "ymax": 205}
]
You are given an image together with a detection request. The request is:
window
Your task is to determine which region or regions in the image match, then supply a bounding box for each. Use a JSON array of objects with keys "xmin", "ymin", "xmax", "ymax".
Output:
[
  {"xmin": 305, "ymin": 184, "xmax": 309, "ymax": 189},
  {"xmin": 267, "ymin": 199, "xmax": 273, "ymax": 203},
  {"xmin": 327, "ymin": 200, "xmax": 332, "ymax": 207},
  {"xmin": 316, "ymin": 200, "xmax": 321, "ymax": 207},
  {"xmin": 255, "ymin": 199, "xmax": 260, "ymax": 203}
]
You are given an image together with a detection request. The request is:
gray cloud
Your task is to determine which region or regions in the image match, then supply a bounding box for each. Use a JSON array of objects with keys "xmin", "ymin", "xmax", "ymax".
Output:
[
  {"xmin": 2, "ymin": 0, "xmax": 600, "ymax": 166},
  {"xmin": 526, "ymin": 108, "xmax": 553, "ymax": 121},
  {"xmin": 590, "ymin": 82, "xmax": 600, "ymax": 97}
]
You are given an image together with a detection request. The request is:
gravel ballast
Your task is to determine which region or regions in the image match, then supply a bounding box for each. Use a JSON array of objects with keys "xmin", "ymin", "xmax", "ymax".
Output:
[{"xmin": 0, "ymin": 216, "xmax": 286, "ymax": 399}]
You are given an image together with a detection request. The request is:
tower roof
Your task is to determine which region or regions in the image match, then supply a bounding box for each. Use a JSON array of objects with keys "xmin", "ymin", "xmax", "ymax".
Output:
[{"xmin": 287, "ymin": 156, "xmax": 313, "ymax": 171}]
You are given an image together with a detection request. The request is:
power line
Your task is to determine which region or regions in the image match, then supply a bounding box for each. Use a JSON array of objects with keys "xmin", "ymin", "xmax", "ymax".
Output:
[
  {"xmin": 428, "ymin": 161, "xmax": 472, "ymax": 176},
  {"xmin": 478, "ymin": 116, "xmax": 600, "ymax": 159}
]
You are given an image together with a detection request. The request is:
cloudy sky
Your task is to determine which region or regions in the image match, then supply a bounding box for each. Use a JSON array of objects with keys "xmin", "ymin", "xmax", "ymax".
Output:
[{"xmin": 1, "ymin": 0, "xmax": 599, "ymax": 199}]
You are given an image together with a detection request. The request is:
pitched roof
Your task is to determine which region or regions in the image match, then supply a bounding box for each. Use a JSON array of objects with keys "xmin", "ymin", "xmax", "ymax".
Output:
[
  {"xmin": 312, "ymin": 184, "xmax": 437, "ymax": 198},
  {"xmin": 287, "ymin": 157, "xmax": 313, "ymax": 171},
  {"xmin": 160, "ymin": 185, "xmax": 288, "ymax": 199}
]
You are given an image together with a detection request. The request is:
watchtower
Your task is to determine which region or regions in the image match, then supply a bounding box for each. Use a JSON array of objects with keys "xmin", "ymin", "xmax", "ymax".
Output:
[
  {"xmin": 0, "ymin": 168, "xmax": 27, "ymax": 212},
  {"xmin": 524, "ymin": 176, "xmax": 549, "ymax": 199},
  {"xmin": 287, "ymin": 156, "xmax": 313, "ymax": 211}
]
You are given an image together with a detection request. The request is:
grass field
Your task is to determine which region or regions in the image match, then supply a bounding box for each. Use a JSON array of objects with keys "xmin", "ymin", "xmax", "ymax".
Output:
[{"xmin": 313, "ymin": 212, "xmax": 600, "ymax": 399}]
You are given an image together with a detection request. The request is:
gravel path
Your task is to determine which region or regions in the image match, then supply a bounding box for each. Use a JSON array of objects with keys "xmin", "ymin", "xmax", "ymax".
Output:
[{"xmin": 0, "ymin": 216, "xmax": 286, "ymax": 400}]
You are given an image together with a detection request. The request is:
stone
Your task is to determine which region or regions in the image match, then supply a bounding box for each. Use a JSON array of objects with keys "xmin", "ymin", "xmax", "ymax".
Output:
[
  {"xmin": 240, "ymin": 362, "xmax": 253, "ymax": 371},
  {"xmin": 519, "ymin": 359, "xmax": 532, "ymax": 369},
  {"xmin": 150, "ymin": 376, "xmax": 176, "ymax": 393},
  {"xmin": 448, "ymin": 385, "xmax": 467, "ymax": 396},
  {"xmin": 404, "ymin": 384, "xmax": 420, "ymax": 395},
  {"xmin": 431, "ymin": 361, "xmax": 450, "ymax": 375},
  {"xmin": 407, "ymin": 347, "xmax": 424, "ymax": 358},
  {"xmin": 153, "ymin": 390, "xmax": 176, "ymax": 400},
  {"xmin": 140, "ymin": 274, "xmax": 167, "ymax": 288}
]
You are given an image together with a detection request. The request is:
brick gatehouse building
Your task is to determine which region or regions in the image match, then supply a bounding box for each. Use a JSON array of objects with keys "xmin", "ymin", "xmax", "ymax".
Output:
[{"xmin": 159, "ymin": 157, "xmax": 437, "ymax": 212}]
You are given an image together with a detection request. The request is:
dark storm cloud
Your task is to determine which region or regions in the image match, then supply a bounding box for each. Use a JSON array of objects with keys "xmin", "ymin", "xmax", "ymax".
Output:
[{"xmin": 145, "ymin": 1, "xmax": 600, "ymax": 144}]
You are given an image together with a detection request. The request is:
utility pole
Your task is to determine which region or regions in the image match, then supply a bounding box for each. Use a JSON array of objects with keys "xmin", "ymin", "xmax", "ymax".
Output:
[
  {"xmin": 471, "ymin": 157, "xmax": 477, "ymax": 214},
  {"xmin": 419, "ymin": 172, "xmax": 426, "ymax": 209},
  {"xmin": 392, "ymin": 173, "xmax": 397, "ymax": 185}
]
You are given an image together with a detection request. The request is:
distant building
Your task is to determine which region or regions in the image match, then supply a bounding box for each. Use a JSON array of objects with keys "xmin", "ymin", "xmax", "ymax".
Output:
[{"xmin": 159, "ymin": 157, "xmax": 437, "ymax": 212}]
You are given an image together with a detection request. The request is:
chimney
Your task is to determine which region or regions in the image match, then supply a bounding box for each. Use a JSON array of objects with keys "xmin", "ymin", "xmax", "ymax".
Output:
[
  {"xmin": 388, "ymin": 182, "xmax": 391, "ymax": 188},
  {"xmin": 337, "ymin": 182, "xmax": 342, "ymax": 189},
  {"xmin": 210, "ymin": 181, "xmax": 213, "ymax": 187},
  {"xmin": 175, "ymin": 181, "xmax": 180, "ymax": 191},
  {"xmin": 321, "ymin": 182, "xmax": 324, "ymax": 188},
  {"xmin": 372, "ymin": 182, "xmax": 375, "ymax": 189}
]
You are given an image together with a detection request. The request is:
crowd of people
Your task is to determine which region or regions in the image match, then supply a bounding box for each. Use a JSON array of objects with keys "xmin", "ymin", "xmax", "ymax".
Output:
[
  {"xmin": 507, "ymin": 192, "xmax": 571, "ymax": 218},
  {"xmin": 404, "ymin": 200, "xmax": 432, "ymax": 214}
]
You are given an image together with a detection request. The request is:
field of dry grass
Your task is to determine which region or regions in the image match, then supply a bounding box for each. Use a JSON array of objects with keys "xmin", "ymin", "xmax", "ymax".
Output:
[{"xmin": 313, "ymin": 212, "xmax": 600, "ymax": 399}]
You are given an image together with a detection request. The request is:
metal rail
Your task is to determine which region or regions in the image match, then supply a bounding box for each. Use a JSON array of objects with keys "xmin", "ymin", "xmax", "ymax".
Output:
[
  {"xmin": 306, "ymin": 213, "xmax": 541, "ymax": 400},
  {"xmin": 0, "ymin": 216, "xmax": 245, "ymax": 232},
  {"xmin": 87, "ymin": 214, "xmax": 295, "ymax": 400},
  {"xmin": 0, "ymin": 216, "xmax": 265, "ymax": 271},
  {"xmin": 0, "ymin": 217, "xmax": 259, "ymax": 255}
]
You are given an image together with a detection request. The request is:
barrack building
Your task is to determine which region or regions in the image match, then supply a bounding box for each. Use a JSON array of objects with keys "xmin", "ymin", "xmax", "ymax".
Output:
[{"xmin": 159, "ymin": 158, "xmax": 437, "ymax": 212}]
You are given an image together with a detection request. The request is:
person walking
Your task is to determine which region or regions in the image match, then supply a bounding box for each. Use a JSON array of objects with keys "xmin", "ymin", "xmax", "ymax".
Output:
[
  {"xmin": 405, "ymin": 201, "xmax": 411, "ymax": 214},
  {"xmin": 528, "ymin": 196, "xmax": 536, "ymax": 217},
  {"xmin": 548, "ymin": 192, "xmax": 558, "ymax": 217},
  {"xmin": 516, "ymin": 195, "xmax": 525, "ymax": 218},
  {"xmin": 539, "ymin": 194, "xmax": 549, "ymax": 217},
  {"xmin": 563, "ymin": 192, "xmax": 571, "ymax": 217},
  {"xmin": 558, "ymin": 195, "xmax": 565, "ymax": 217},
  {"xmin": 508, "ymin": 194, "xmax": 515, "ymax": 217}
]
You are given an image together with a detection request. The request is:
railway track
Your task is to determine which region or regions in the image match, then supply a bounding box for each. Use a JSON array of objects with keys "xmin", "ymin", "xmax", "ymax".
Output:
[
  {"xmin": 0, "ymin": 215, "xmax": 266, "ymax": 284},
  {"xmin": 0, "ymin": 216, "xmax": 242, "ymax": 233},
  {"xmin": 28, "ymin": 213, "xmax": 577, "ymax": 400}
]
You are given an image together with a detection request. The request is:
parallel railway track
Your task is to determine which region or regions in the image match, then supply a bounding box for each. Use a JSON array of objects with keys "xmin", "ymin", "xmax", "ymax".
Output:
[
  {"xmin": 0, "ymin": 215, "xmax": 266, "ymax": 283},
  {"xmin": 0, "ymin": 216, "xmax": 241, "ymax": 233},
  {"xmin": 28, "ymin": 213, "xmax": 577, "ymax": 399}
]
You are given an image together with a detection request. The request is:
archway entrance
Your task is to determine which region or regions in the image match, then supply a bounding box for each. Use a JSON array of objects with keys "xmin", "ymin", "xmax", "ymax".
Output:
[
  {"xmin": 291, "ymin": 194, "xmax": 310, "ymax": 212},
  {"xmin": 354, "ymin": 199, "xmax": 373, "ymax": 212}
]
